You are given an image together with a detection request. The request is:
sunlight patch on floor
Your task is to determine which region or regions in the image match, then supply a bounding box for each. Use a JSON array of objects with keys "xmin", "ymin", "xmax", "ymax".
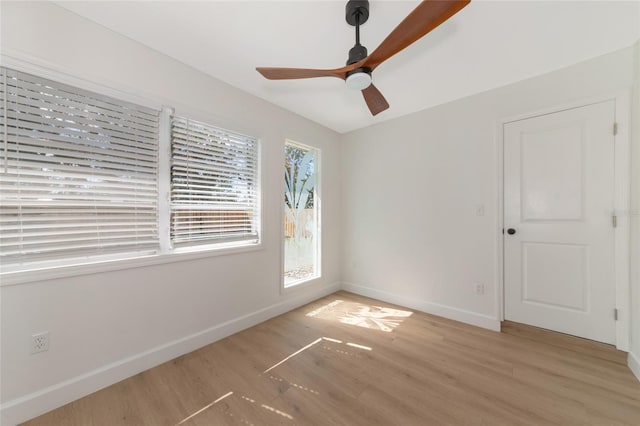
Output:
[
  {"xmin": 321, "ymin": 344, "xmax": 361, "ymax": 357},
  {"xmin": 175, "ymin": 391, "xmax": 233, "ymax": 425},
  {"xmin": 263, "ymin": 337, "xmax": 322, "ymax": 373},
  {"xmin": 305, "ymin": 300, "xmax": 343, "ymax": 317},
  {"xmin": 320, "ymin": 338, "xmax": 372, "ymax": 358},
  {"xmin": 240, "ymin": 394, "xmax": 295, "ymax": 421},
  {"xmin": 226, "ymin": 410, "xmax": 255, "ymax": 426},
  {"xmin": 264, "ymin": 336, "xmax": 374, "ymax": 375},
  {"xmin": 269, "ymin": 374, "xmax": 320, "ymax": 395},
  {"xmin": 306, "ymin": 299, "xmax": 413, "ymax": 332},
  {"xmin": 346, "ymin": 342, "xmax": 372, "ymax": 351},
  {"xmin": 260, "ymin": 403, "xmax": 294, "ymax": 420}
]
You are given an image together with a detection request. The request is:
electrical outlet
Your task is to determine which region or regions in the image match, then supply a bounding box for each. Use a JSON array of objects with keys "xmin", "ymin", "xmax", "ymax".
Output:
[
  {"xmin": 31, "ymin": 331, "xmax": 49, "ymax": 354},
  {"xmin": 474, "ymin": 283, "xmax": 485, "ymax": 295}
]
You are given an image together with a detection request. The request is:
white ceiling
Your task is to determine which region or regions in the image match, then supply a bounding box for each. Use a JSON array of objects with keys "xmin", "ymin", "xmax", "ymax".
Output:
[{"xmin": 55, "ymin": 1, "xmax": 639, "ymax": 134}]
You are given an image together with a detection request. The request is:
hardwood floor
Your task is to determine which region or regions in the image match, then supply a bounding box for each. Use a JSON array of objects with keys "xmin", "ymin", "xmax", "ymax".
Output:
[{"xmin": 23, "ymin": 291, "xmax": 640, "ymax": 425}]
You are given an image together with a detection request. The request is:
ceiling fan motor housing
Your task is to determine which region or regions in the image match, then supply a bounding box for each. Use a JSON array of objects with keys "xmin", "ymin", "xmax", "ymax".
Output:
[{"xmin": 347, "ymin": 44, "xmax": 368, "ymax": 65}]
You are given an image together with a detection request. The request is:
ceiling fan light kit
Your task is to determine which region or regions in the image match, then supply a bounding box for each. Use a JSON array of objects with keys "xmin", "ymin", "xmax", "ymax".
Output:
[
  {"xmin": 345, "ymin": 71, "xmax": 372, "ymax": 91},
  {"xmin": 256, "ymin": 0, "xmax": 471, "ymax": 116}
]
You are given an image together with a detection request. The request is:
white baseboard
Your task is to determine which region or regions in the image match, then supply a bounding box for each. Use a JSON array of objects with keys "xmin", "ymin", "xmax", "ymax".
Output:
[
  {"xmin": 341, "ymin": 282, "xmax": 501, "ymax": 332},
  {"xmin": 629, "ymin": 350, "xmax": 640, "ymax": 383},
  {"xmin": 0, "ymin": 282, "xmax": 340, "ymax": 426}
]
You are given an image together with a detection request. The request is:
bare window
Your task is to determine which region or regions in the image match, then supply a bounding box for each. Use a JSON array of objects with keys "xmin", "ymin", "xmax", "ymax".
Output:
[{"xmin": 284, "ymin": 140, "xmax": 320, "ymax": 287}]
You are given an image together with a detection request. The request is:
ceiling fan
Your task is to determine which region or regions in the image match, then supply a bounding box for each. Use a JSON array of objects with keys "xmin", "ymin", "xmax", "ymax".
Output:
[{"xmin": 256, "ymin": 0, "xmax": 470, "ymax": 116}]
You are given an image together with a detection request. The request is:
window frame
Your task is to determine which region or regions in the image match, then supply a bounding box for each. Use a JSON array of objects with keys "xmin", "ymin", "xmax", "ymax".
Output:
[
  {"xmin": 0, "ymin": 61, "xmax": 263, "ymax": 286},
  {"xmin": 281, "ymin": 139, "xmax": 321, "ymax": 291}
]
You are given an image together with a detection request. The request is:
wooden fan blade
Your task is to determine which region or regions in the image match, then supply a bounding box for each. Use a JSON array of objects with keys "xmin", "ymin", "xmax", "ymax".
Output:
[
  {"xmin": 363, "ymin": 0, "xmax": 470, "ymax": 71},
  {"xmin": 256, "ymin": 66, "xmax": 350, "ymax": 80},
  {"xmin": 362, "ymin": 84, "xmax": 389, "ymax": 116}
]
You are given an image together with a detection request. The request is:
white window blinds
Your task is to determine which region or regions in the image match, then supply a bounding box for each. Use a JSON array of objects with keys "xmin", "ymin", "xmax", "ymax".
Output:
[
  {"xmin": 0, "ymin": 67, "xmax": 160, "ymax": 262},
  {"xmin": 170, "ymin": 116, "xmax": 259, "ymax": 247}
]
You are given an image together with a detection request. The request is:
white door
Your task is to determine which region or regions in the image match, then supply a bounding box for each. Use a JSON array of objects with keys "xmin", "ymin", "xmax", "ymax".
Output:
[{"xmin": 504, "ymin": 100, "xmax": 616, "ymax": 344}]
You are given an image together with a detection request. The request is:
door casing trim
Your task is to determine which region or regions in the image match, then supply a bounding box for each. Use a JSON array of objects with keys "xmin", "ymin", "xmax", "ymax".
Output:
[{"xmin": 495, "ymin": 91, "xmax": 631, "ymax": 351}]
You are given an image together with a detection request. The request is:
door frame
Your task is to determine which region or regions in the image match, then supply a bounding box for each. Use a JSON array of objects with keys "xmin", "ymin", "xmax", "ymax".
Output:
[{"xmin": 495, "ymin": 92, "xmax": 631, "ymax": 351}]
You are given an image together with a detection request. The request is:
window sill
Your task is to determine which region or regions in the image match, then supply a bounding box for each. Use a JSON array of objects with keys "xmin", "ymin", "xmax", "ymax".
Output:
[
  {"xmin": 281, "ymin": 274, "xmax": 323, "ymax": 294},
  {"xmin": 0, "ymin": 242, "xmax": 263, "ymax": 287}
]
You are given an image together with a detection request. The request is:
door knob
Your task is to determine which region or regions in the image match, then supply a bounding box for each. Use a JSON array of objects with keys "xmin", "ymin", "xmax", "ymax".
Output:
[{"xmin": 507, "ymin": 228, "xmax": 516, "ymax": 235}]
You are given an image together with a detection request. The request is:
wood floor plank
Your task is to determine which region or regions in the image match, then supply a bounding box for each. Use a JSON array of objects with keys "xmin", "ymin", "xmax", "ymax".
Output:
[
  {"xmin": 502, "ymin": 321, "xmax": 628, "ymax": 364},
  {"xmin": 21, "ymin": 291, "xmax": 640, "ymax": 425}
]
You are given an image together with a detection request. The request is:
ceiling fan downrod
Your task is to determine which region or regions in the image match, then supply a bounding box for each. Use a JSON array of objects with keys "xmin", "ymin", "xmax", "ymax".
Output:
[{"xmin": 345, "ymin": 0, "xmax": 372, "ymax": 90}]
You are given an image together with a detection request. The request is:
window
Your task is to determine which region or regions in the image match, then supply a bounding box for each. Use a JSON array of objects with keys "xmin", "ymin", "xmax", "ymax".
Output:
[
  {"xmin": 170, "ymin": 117, "xmax": 259, "ymax": 248},
  {"xmin": 0, "ymin": 66, "xmax": 261, "ymax": 276},
  {"xmin": 283, "ymin": 140, "xmax": 320, "ymax": 287},
  {"xmin": 0, "ymin": 67, "xmax": 159, "ymax": 264}
]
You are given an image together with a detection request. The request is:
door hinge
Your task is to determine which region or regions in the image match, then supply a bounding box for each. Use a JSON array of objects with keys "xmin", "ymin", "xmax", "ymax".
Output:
[
  {"xmin": 612, "ymin": 214, "xmax": 617, "ymax": 228},
  {"xmin": 614, "ymin": 309, "xmax": 618, "ymax": 321},
  {"xmin": 613, "ymin": 122, "xmax": 618, "ymax": 136}
]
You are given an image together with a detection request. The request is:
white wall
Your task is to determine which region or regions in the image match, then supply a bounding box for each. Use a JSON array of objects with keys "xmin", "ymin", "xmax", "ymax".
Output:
[
  {"xmin": 630, "ymin": 40, "xmax": 640, "ymax": 380},
  {"xmin": 341, "ymin": 45, "xmax": 636, "ymax": 331},
  {"xmin": 0, "ymin": 2, "xmax": 342, "ymax": 424}
]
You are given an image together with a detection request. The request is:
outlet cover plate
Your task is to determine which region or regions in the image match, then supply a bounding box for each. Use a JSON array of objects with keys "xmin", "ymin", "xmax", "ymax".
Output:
[{"xmin": 31, "ymin": 331, "xmax": 49, "ymax": 354}]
